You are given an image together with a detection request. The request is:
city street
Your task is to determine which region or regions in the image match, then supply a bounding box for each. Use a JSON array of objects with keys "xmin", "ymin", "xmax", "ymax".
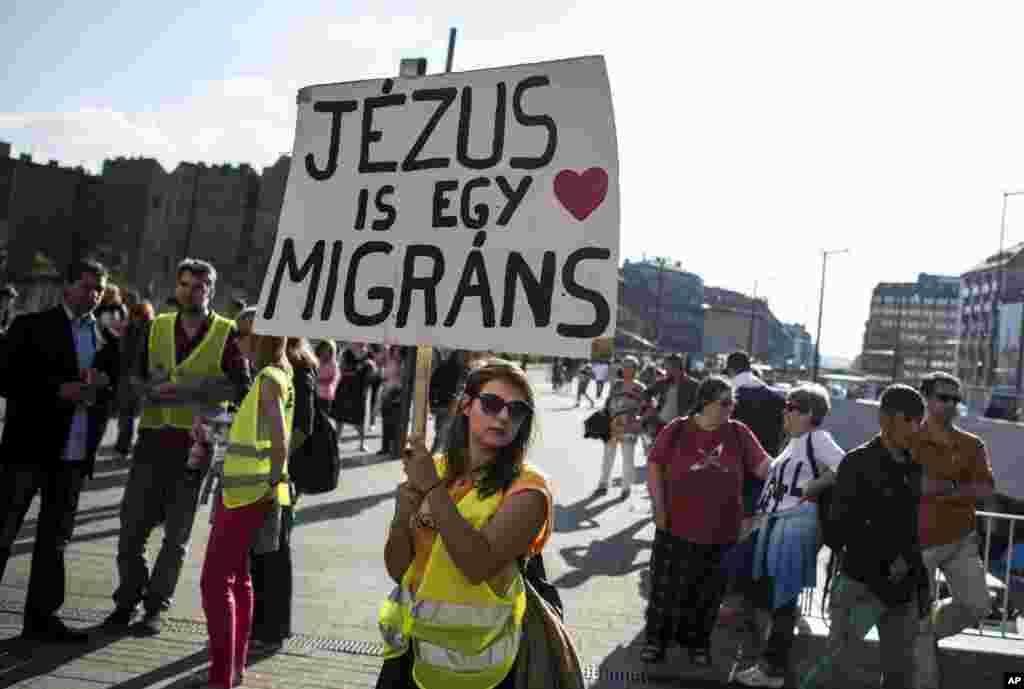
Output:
[{"xmin": 0, "ymin": 370, "xmax": 1020, "ymax": 688}]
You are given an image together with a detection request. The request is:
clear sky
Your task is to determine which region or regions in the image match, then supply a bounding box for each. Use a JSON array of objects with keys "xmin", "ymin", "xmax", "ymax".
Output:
[{"xmin": 5, "ymin": 0, "xmax": 1024, "ymax": 359}]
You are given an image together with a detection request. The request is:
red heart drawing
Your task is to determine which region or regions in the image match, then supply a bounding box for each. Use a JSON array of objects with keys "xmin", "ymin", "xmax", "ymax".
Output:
[{"xmin": 553, "ymin": 168, "xmax": 609, "ymax": 221}]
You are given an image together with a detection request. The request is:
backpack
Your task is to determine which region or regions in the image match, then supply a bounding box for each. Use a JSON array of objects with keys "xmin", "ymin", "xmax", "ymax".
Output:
[
  {"xmin": 289, "ymin": 404, "xmax": 341, "ymax": 495},
  {"xmin": 805, "ymin": 433, "xmax": 838, "ymax": 551}
]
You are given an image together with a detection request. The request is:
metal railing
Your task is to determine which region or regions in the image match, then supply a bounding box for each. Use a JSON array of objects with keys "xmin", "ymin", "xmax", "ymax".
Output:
[
  {"xmin": 794, "ymin": 510, "xmax": 1024, "ymax": 640},
  {"xmin": 977, "ymin": 509, "xmax": 1023, "ymax": 637}
]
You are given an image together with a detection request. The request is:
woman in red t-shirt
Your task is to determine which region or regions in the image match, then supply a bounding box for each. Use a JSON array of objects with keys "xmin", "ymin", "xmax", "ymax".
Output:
[{"xmin": 642, "ymin": 376, "xmax": 771, "ymax": 666}]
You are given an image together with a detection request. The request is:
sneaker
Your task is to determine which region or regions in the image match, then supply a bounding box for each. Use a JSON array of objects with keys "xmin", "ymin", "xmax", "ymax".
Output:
[
  {"xmin": 101, "ymin": 606, "xmax": 136, "ymax": 631},
  {"xmin": 135, "ymin": 610, "xmax": 164, "ymax": 637},
  {"xmin": 733, "ymin": 664, "xmax": 785, "ymax": 688}
]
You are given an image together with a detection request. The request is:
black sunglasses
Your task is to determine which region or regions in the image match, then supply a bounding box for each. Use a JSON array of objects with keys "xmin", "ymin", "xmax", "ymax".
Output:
[
  {"xmin": 934, "ymin": 393, "xmax": 961, "ymax": 405},
  {"xmin": 477, "ymin": 393, "xmax": 533, "ymax": 423}
]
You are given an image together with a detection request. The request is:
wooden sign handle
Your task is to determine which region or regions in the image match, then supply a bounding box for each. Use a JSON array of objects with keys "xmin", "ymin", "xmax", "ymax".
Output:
[{"xmin": 413, "ymin": 345, "xmax": 433, "ymax": 438}]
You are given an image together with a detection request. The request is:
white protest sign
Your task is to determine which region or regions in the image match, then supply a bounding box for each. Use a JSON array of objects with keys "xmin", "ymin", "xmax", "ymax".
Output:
[{"xmin": 256, "ymin": 55, "xmax": 619, "ymax": 358}]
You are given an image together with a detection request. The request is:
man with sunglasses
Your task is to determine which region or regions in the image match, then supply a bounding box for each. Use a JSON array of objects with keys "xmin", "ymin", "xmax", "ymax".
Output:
[{"xmin": 911, "ymin": 372, "xmax": 994, "ymax": 689}]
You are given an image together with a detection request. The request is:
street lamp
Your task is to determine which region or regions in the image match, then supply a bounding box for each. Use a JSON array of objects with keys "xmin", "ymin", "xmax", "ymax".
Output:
[
  {"xmin": 811, "ymin": 248, "xmax": 850, "ymax": 382},
  {"xmin": 997, "ymin": 190, "xmax": 1024, "ymax": 396}
]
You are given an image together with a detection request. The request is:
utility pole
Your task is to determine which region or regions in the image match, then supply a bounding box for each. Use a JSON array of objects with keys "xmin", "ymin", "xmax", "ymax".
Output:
[{"xmin": 812, "ymin": 248, "xmax": 850, "ymax": 383}]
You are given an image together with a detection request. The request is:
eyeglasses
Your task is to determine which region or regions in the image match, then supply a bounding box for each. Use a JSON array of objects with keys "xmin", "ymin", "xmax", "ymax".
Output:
[
  {"xmin": 476, "ymin": 393, "xmax": 533, "ymax": 424},
  {"xmin": 784, "ymin": 401, "xmax": 808, "ymax": 414},
  {"xmin": 934, "ymin": 393, "xmax": 961, "ymax": 405}
]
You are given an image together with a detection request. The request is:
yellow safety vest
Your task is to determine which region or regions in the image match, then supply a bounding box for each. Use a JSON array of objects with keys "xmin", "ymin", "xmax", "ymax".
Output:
[
  {"xmin": 222, "ymin": 365, "xmax": 294, "ymax": 509},
  {"xmin": 379, "ymin": 463, "xmax": 549, "ymax": 689},
  {"xmin": 139, "ymin": 312, "xmax": 234, "ymax": 431}
]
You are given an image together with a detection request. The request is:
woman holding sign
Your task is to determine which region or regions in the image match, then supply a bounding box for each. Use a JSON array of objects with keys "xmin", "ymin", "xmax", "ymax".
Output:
[{"xmin": 378, "ymin": 359, "xmax": 553, "ymax": 689}]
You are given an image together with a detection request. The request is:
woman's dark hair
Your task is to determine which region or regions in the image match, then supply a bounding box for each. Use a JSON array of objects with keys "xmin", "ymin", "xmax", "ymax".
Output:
[
  {"xmin": 287, "ymin": 337, "xmax": 318, "ymax": 370},
  {"xmin": 444, "ymin": 358, "xmax": 537, "ymax": 498},
  {"xmin": 689, "ymin": 375, "xmax": 733, "ymax": 416}
]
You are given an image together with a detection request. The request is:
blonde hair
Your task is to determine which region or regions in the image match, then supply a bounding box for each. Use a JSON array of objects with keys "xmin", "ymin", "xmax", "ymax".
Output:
[
  {"xmin": 251, "ymin": 334, "xmax": 291, "ymax": 374},
  {"xmin": 101, "ymin": 284, "xmax": 122, "ymax": 307},
  {"xmin": 314, "ymin": 339, "xmax": 337, "ymax": 359}
]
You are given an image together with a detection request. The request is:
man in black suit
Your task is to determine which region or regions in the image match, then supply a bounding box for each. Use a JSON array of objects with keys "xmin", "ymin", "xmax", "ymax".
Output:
[{"xmin": 0, "ymin": 259, "xmax": 120, "ymax": 642}]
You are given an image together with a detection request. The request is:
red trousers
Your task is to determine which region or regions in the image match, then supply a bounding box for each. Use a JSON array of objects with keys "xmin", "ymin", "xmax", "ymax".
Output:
[{"xmin": 200, "ymin": 500, "xmax": 268, "ymax": 688}]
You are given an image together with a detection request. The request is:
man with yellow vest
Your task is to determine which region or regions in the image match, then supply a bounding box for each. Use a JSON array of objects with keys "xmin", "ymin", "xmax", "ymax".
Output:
[
  {"xmin": 379, "ymin": 360, "xmax": 553, "ymax": 689},
  {"xmin": 103, "ymin": 259, "xmax": 251, "ymax": 636}
]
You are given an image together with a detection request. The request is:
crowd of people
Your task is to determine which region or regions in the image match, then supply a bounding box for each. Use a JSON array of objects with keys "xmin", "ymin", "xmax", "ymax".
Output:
[
  {"xmin": 554, "ymin": 348, "xmax": 997, "ymax": 689},
  {"xmin": 0, "ymin": 256, "xmax": 442, "ymax": 688},
  {"xmin": 0, "ymin": 256, "xmax": 1002, "ymax": 689}
]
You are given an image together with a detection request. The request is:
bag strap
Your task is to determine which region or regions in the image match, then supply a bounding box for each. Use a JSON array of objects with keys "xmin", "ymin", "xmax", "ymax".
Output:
[{"xmin": 806, "ymin": 433, "xmax": 820, "ymax": 479}]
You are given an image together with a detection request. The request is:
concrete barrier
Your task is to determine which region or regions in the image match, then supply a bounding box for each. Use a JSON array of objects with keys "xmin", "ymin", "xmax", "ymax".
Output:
[{"xmin": 827, "ymin": 397, "xmax": 1024, "ymax": 501}]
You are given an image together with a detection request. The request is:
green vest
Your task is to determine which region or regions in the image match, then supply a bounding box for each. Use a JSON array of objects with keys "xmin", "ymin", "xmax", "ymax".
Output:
[
  {"xmin": 139, "ymin": 312, "xmax": 234, "ymax": 431},
  {"xmin": 222, "ymin": 365, "xmax": 294, "ymax": 509}
]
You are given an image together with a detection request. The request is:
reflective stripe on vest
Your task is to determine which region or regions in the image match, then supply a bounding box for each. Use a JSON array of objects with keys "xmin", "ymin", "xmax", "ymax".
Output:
[
  {"xmin": 222, "ymin": 366, "xmax": 294, "ymax": 509},
  {"xmin": 224, "ymin": 444, "xmax": 273, "ymax": 459},
  {"xmin": 416, "ymin": 633, "xmax": 519, "ymax": 673},
  {"xmin": 139, "ymin": 313, "xmax": 234, "ymax": 431}
]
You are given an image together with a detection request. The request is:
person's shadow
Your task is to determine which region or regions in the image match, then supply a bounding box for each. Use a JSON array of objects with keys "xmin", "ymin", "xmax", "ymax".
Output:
[
  {"xmin": 0, "ymin": 626, "xmax": 125, "ymax": 687},
  {"xmin": 553, "ymin": 517, "xmax": 654, "ymax": 590},
  {"xmin": 553, "ymin": 493, "xmax": 629, "ymax": 534},
  {"xmin": 294, "ymin": 490, "xmax": 393, "ymax": 526}
]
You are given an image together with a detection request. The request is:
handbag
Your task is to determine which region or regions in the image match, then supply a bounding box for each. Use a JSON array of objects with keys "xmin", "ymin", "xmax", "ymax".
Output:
[
  {"xmin": 522, "ymin": 554, "xmax": 564, "ymax": 621},
  {"xmin": 583, "ymin": 408, "xmax": 610, "ymax": 442},
  {"xmin": 515, "ymin": 559, "xmax": 585, "ymax": 689}
]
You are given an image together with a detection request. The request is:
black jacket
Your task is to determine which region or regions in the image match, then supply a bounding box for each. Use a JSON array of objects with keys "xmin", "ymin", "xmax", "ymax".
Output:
[
  {"xmin": 733, "ymin": 382, "xmax": 786, "ymax": 456},
  {"xmin": 0, "ymin": 306, "xmax": 120, "ymax": 478},
  {"xmin": 831, "ymin": 436, "xmax": 928, "ymax": 607}
]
